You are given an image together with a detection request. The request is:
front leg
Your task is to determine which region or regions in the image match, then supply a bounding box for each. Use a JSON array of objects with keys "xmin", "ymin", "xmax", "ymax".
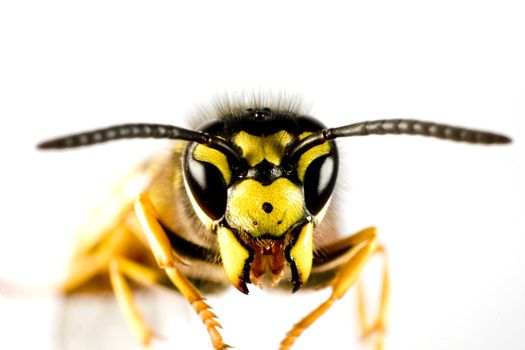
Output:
[
  {"xmin": 135, "ymin": 193, "xmax": 230, "ymax": 350},
  {"xmin": 280, "ymin": 227, "xmax": 389, "ymax": 350}
]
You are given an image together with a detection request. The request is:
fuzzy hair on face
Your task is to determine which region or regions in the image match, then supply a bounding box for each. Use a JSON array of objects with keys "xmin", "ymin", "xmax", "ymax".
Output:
[{"xmin": 187, "ymin": 91, "xmax": 312, "ymax": 130}]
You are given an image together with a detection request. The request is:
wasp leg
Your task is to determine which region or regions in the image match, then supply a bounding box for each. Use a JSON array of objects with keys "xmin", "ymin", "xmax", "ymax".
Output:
[
  {"xmin": 109, "ymin": 256, "xmax": 165, "ymax": 348},
  {"xmin": 135, "ymin": 193, "xmax": 230, "ymax": 350},
  {"xmin": 280, "ymin": 227, "xmax": 388, "ymax": 350},
  {"xmin": 60, "ymin": 223, "xmax": 130, "ymax": 294},
  {"xmin": 356, "ymin": 245, "xmax": 389, "ymax": 350}
]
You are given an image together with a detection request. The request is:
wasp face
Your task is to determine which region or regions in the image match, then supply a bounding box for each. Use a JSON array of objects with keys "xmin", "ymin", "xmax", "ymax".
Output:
[{"xmin": 183, "ymin": 108, "xmax": 338, "ymax": 293}]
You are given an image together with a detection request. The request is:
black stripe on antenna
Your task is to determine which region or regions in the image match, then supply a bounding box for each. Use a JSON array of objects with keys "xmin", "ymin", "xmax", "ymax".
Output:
[
  {"xmin": 37, "ymin": 123, "xmax": 242, "ymax": 165},
  {"xmin": 288, "ymin": 119, "xmax": 511, "ymax": 163}
]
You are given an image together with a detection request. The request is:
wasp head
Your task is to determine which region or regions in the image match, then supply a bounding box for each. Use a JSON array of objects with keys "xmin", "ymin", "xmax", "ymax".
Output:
[{"xmin": 182, "ymin": 108, "xmax": 338, "ymax": 293}]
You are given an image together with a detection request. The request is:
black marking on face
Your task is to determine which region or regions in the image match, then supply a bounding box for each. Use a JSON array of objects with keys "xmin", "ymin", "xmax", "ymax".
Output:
[
  {"xmin": 223, "ymin": 222, "xmax": 255, "ymax": 294},
  {"xmin": 244, "ymin": 160, "xmax": 289, "ymax": 185},
  {"xmin": 200, "ymin": 112, "xmax": 326, "ymax": 137},
  {"xmin": 284, "ymin": 225, "xmax": 306, "ymax": 293},
  {"xmin": 262, "ymin": 202, "xmax": 273, "ymax": 213}
]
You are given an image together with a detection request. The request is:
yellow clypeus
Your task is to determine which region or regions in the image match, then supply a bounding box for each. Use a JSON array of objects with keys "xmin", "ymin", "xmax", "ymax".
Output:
[{"xmin": 225, "ymin": 178, "xmax": 305, "ymax": 238}]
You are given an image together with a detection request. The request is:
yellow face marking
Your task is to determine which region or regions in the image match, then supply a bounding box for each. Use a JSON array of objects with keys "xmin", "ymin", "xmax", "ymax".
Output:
[
  {"xmin": 290, "ymin": 222, "xmax": 313, "ymax": 286},
  {"xmin": 217, "ymin": 226, "xmax": 250, "ymax": 291},
  {"xmin": 297, "ymin": 132, "xmax": 331, "ymax": 181},
  {"xmin": 225, "ymin": 178, "xmax": 305, "ymax": 238},
  {"xmin": 233, "ymin": 130, "xmax": 293, "ymax": 166},
  {"xmin": 193, "ymin": 144, "xmax": 232, "ymax": 184}
]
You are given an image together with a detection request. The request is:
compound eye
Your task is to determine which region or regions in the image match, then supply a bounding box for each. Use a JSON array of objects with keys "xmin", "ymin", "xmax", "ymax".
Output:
[
  {"xmin": 303, "ymin": 154, "xmax": 338, "ymax": 215},
  {"xmin": 184, "ymin": 143, "xmax": 230, "ymax": 220}
]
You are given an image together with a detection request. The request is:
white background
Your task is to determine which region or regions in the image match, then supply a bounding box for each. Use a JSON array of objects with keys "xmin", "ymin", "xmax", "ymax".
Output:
[{"xmin": 1, "ymin": 1, "xmax": 524, "ymax": 350}]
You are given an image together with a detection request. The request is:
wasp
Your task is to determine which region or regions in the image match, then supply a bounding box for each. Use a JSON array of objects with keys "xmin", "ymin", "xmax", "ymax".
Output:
[{"xmin": 38, "ymin": 99, "xmax": 511, "ymax": 350}]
